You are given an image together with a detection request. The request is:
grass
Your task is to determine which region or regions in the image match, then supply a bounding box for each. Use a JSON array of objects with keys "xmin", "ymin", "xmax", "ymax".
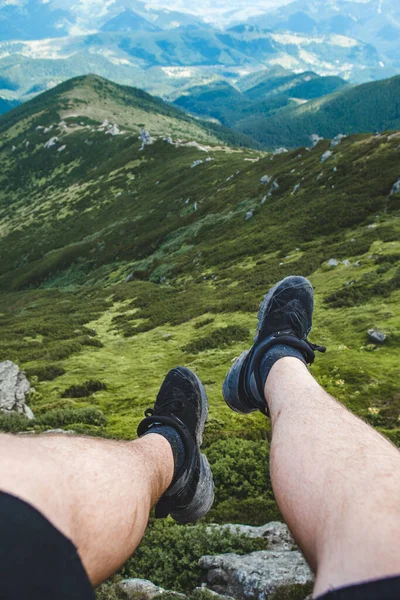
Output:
[{"xmin": 0, "ymin": 79, "xmax": 399, "ymax": 546}]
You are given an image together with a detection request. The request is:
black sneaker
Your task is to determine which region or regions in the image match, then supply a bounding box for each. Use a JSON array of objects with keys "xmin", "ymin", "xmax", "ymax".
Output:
[
  {"xmin": 223, "ymin": 276, "xmax": 326, "ymax": 416},
  {"xmin": 137, "ymin": 367, "xmax": 214, "ymax": 524}
]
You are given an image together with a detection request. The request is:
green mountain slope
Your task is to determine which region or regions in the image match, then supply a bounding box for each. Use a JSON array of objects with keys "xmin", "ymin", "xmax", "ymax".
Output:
[
  {"xmin": 0, "ymin": 76, "xmax": 400, "ymax": 533},
  {"xmin": 173, "ymin": 70, "xmax": 348, "ymax": 131},
  {"xmin": 174, "ymin": 73, "xmax": 400, "ymax": 149},
  {"xmin": 236, "ymin": 75, "xmax": 400, "ymax": 148}
]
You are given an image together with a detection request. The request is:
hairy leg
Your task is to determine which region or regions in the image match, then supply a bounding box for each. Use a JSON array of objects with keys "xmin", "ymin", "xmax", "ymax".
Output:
[
  {"xmin": 0, "ymin": 433, "xmax": 173, "ymax": 586},
  {"xmin": 266, "ymin": 357, "xmax": 400, "ymax": 597}
]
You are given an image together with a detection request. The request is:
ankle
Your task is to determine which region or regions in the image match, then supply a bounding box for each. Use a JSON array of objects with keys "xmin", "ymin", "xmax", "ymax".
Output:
[{"xmin": 264, "ymin": 356, "xmax": 310, "ymax": 417}]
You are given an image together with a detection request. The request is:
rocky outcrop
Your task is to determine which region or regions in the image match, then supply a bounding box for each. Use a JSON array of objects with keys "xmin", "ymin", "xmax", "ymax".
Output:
[
  {"xmin": 200, "ymin": 523, "xmax": 313, "ymax": 600},
  {"xmin": 118, "ymin": 579, "xmax": 186, "ymax": 600},
  {"xmin": 0, "ymin": 361, "xmax": 35, "ymax": 419},
  {"xmin": 320, "ymin": 150, "xmax": 333, "ymax": 163},
  {"xmin": 368, "ymin": 329, "xmax": 386, "ymax": 344}
]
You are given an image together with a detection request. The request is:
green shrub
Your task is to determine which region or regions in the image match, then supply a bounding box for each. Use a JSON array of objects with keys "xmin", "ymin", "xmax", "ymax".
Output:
[
  {"xmin": 36, "ymin": 406, "xmax": 107, "ymax": 428},
  {"xmin": 184, "ymin": 326, "xmax": 250, "ymax": 354},
  {"xmin": 62, "ymin": 380, "xmax": 107, "ymax": 398},
  {"xmin": 205, "ymin": 438, "xmax": 279, "ymax": 525},
  {"xmin": 269, "ymin": 583, "xmax": 314, "ymax": 600},
  {"xmin": 26, "ymin": 364, "xmax": 65, "ymax": 381},
  {"xmin": 121, "ymin": 519, "xmax": 268, "ymax": 592},
  {"xmin": 193, "ymin": 317, "xmax": 214, "ymax": 329},
  {"xmin": 0, "ymin": 412, "xmax": 31, "ymax": 433}
]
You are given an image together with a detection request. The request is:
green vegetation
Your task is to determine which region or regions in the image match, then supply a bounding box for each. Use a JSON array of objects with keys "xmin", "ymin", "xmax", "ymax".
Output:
[
  {"xmin": 120, "ymin": 519, "xmax": 268, "ymax": 592},
  {"xmin": 0, "ymin": 76, "xmax": 399, "ymax": 597},
  {"xmin": 175, "ymin": 74, "xmax": 400, "ymax": 149}
]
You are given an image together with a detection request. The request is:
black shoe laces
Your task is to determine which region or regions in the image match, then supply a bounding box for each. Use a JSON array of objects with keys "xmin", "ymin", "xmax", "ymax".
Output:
[{"xmin": 144, "ymin": 398, "xmax": 185, "ymax": 418}]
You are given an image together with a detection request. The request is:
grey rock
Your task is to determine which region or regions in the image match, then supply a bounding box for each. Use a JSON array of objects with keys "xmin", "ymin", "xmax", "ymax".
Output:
[
  {"xmin": 200, "ymin": 523, "xmax": 312, "ymax": 600},
  {"xmin": 192, "ymin": 587, "xmax": 234, "ymax": 600},
  {"xmin": 125, "ymin": 272, "xmax": 134, "ymax": 283},
  {"xmin": 106, "ymin": 124, "xmax": 120, "ymax": 136},
  {"xmin": 273, "ymin": 148, "xmax": 288, "ymax": 155},
  {"xmin": 118, "ymin": 579, "xmax": 186, "ymax": 600},
  {"xmin": 291, "ymin": 183, "xmax": 301, "ymax": 195},
  {"xmin": 342, "ymin": 259, "xmax": 351, "ymax": 266},
  {"xmin": 390, "ymin": 178, "xmax": 400, "ymax": 195},
  {"xmin": 200, "ymin": 548, "xmax": 312, "ymax": 600},
  {"xmin": 215, "ymin": 522, "xmax": 294, "ymax": 551},
  {"xmin": 0, "ymin": 361, "xmax": 35, "ymax": 419},
  {"xmin": 44, "ymin": 136, "xmax": 59, "ymax": 149},
  {"xmin": 368, "ymin": 329, "xmax": 387, "ymax": 344},
  {"xmin": 191, "ymin": 160, "xmax": 203, "ymax": 169},
  {"xmin": 260, "ymin": 175, "xmax": 271, "ymax": 185},
  {"xmin": 43, "ymin": 429, "xmax": 77, "ymax": 435},
  {"xmin": 321, "ymin": 151, "xmax": 333, "ymax": 163},
  {"xmin": 327, "ymin": 258, "xmax": 339, "ymax": 267},
  {"xmin": 309, "ymin": 134, "xmax": 323, "ymax": 148},
  {"xmin": 331, "ymin": 134, "xmax": 346, "ymax": 148},
  {"xmin": 245, "ymin": 211, "xmax": 254, "ymax": 220}
]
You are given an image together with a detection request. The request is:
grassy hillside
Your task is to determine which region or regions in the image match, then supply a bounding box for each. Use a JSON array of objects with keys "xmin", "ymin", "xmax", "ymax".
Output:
[
  {"xmin": 173, "ymin": 71, "xmax": 348, "ymax": 134},
  {"xmin": 174, "ymin": 74, "xmax": 400, "ymax": 149},
  {"xmin": 0, "ymin": 76, "xmax": 400, "ymax": 538},
  {"xmin": 236, "ymin": 75, "xmax": 400, "ymax": 148}
]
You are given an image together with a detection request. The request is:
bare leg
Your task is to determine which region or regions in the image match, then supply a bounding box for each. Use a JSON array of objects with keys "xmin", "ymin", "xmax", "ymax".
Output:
[
  {"xmin": 266, "ymin": 357, "xmax": 400, "ymax": 598},
  {"xmin": 0, "ymin": 433, "xmax": 173, "ymax": 586}
]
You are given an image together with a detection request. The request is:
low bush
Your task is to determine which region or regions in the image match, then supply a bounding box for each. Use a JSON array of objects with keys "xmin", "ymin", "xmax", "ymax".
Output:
[
  {"xmin": 62, "ymin": 380, "xmax": 107, "ymax": 398},
  {"xmin": 36, "ymin": 406, "xmax": 107, "ymax": 428},
  {"xmin": 193, "ymin": 317, "xmax": 214, "ymax": 329},
  {"xmin": 26, "ymin": 364, "xmax": 65, "ymax": 381},
  {"xmin": 121, "ymin": 519, "xmax": 268, "ymax": 592},
  {"xmin": 0, "ymin": 413, "xmax": 31, "ymax": 433},
  {"xmin": 183, "ymin": 325, "xmax": 250, "ymax": 354},
  {"xmin": 205, "ymin": 437, "xmax": 279, "ymax": 525}
]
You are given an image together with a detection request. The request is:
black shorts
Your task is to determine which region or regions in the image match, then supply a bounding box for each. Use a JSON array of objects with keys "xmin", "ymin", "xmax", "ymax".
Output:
[
  {"xmin": 318, "ymin": 575, "xmax": 400, "ymax": 599},
  {"xmin": 0, "ymin": 491, "xmax": 399, "ymax": 600},
  {"xmin": 0, "ymin": 491, "xmax": 94, "ymax": 599}
]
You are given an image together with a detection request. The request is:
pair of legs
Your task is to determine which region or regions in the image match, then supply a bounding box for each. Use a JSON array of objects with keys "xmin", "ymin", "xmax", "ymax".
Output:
[{"xmin": 1, "ymin": 357, "xmax": 400, "ymax": 596}]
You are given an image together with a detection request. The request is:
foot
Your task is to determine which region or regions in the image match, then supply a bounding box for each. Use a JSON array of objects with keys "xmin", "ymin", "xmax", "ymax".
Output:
[
  {"xmin": 137, "ymin": 367, "xmax": 214, "ymax": 524},
  {"xmin": 223, "ymin": 275, "xmax": 326, "ymax": 416}
]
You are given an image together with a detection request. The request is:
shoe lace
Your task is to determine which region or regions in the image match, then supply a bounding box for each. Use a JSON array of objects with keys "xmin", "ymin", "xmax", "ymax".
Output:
[{"xmin": 144, "ymin": 397, "xmax": 185, "ymax": 418}]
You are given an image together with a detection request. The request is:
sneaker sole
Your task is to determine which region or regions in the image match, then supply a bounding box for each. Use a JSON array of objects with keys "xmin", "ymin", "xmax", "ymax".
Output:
[{"xmin": 222, "ymin": 276, "xmax": 313, "ymax": 414}]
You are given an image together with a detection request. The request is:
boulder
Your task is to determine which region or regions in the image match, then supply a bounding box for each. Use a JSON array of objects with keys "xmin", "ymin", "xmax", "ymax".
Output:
[
  {"xmin": 390, "ymin": 178, "xmax": 400, "ymax": 195},
  {"xmin": 44, "ymin": 136, "xmax": 59, "ymax": 149},
  {"xmin": 320, "ymin": 151, "xmax": 333, "ymax": 163},
  {"xmin": 245, "ymin": 211, "xmax": 254, "ymax": 220},
  {"xmin": 0, "ymin": 361, "xmax": 35, "ymax": 419},
  {"xmin": 327, "ymin": 258, "xmax": 339, "ymax": 267},
  {"xmin": 368, "ymin": 329, "xmax": 387, "ymax": 344},
  {"xmin": 331, "ymin": 134, "xmax": 346, "ymax": 148},
  {"xmin": 260, "ymin": 175, "xmax": 271, "ymax": 185},
  {"xmin": 191, "ymin": 160, "xmax": 203, "ymax": 169},
  {"xmin": 200, "ymin": 522, "xmax": 312, "ymax": 600},
  {"xmin": 118, "ymin": 579, "xmax": 186, "ymax": 600},
  {"xmin": 309, "ymin": 134, "xmax": 323, "ymax": 149},
  {"xmin": 273, "ymin": 148, "xmax": 288, "ymax": 155},
  {"xmin": 214, "ymin": 522, "xmax": 294, "ymax": 550}
]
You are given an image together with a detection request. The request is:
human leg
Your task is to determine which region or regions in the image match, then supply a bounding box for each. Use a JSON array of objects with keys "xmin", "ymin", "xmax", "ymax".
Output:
[
  {"xmin": 0, "ymin": 432, "xmax": 173, "ymax": 586},
  {"xmin": 0, "ymin": 367, "xmax": 214, "ymax": 588},
  {"xmin": 266, "ymin": 357, "xmax": 400, "ymax": 597},
  {"xmin": 223, "ymin": 275, "xmax": 400, "ymax": 597}
]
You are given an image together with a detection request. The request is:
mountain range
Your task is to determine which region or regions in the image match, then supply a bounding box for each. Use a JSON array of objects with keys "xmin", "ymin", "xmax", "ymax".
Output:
[{"xmin": 1, "ymin": 0, "xmax": 399, "ymax": 108}]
